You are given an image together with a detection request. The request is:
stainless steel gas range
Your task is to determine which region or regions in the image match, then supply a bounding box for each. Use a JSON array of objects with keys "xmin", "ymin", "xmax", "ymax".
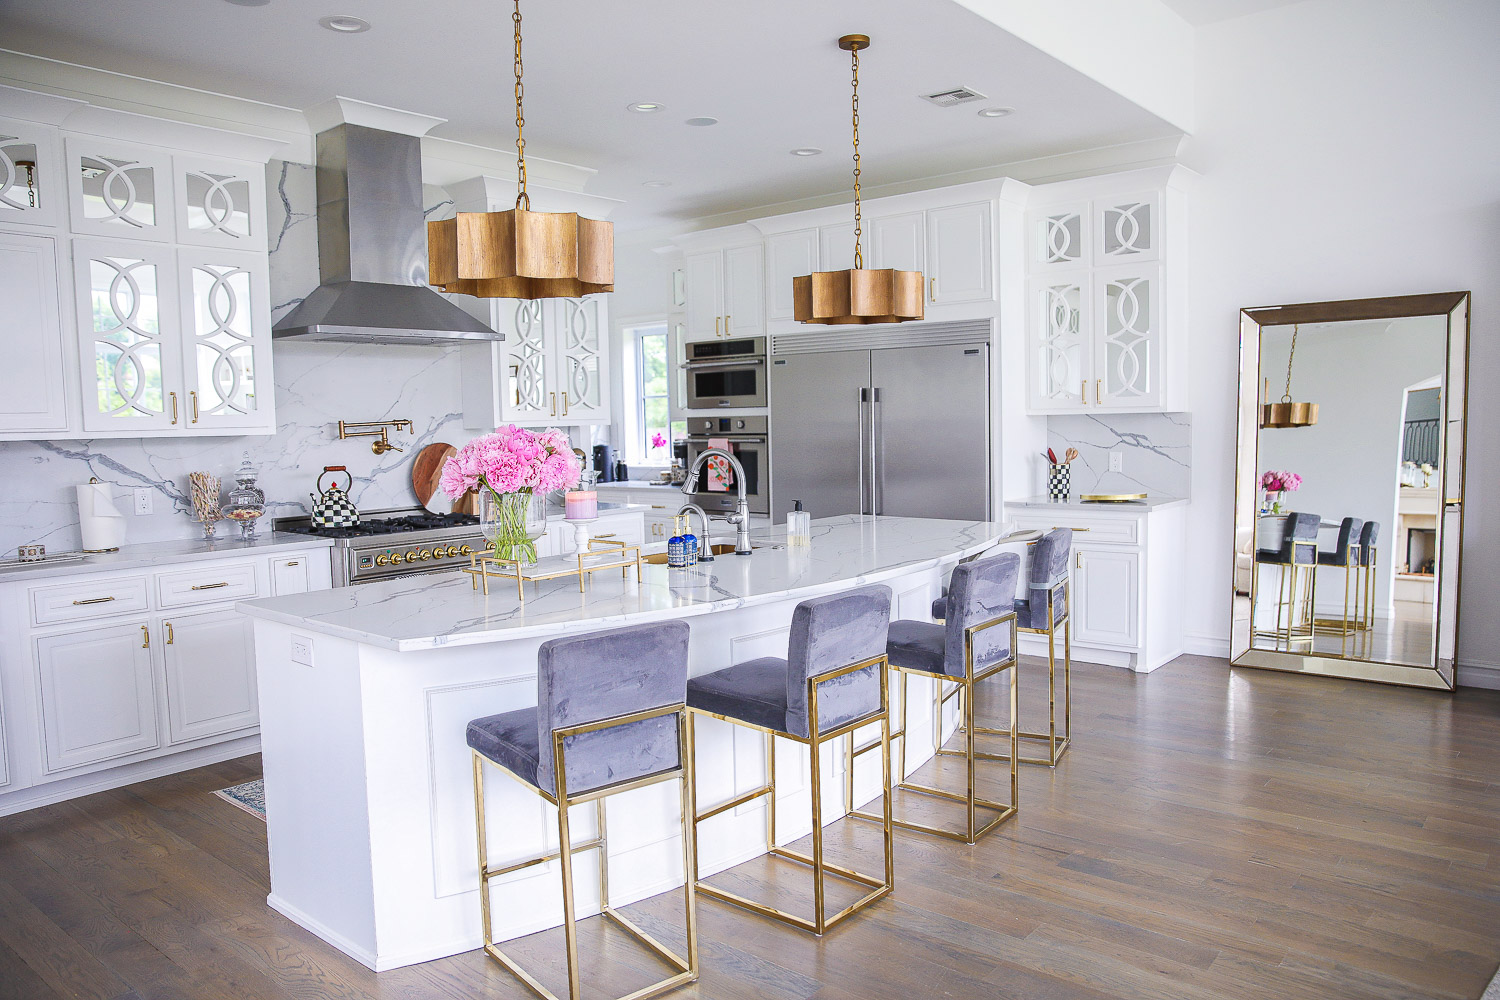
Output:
[{"xmin": 276, "ymin": 507, "xmax": 487, "ymax": 586}]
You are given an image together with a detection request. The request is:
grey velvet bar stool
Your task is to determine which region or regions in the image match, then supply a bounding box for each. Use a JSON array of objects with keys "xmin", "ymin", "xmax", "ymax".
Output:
[
  {"xmin": 686, "ymin": 585, "xmax": 894, "ymax": 936},
  {"xmin": 1356, "ymin": 520, "xmax": 1381, "ymax": 630},
  {"xmin": 1315, "ymin": 517, "xmax": 1364, "ymax": 637},
  {"xmin": 931, "ymin": 528, "xmax": 1073, "ymax": 767},
  {"xmin": 858, "ymin": 550, "xmax": 1020, "ymax": 844},
  {"xmin": 466, "ymin": 621, "xmax": 698, "ymax": 1000},
  {"xmin": 1252, "ymin": 510, "xmax": 1321, "ymax": 647}
]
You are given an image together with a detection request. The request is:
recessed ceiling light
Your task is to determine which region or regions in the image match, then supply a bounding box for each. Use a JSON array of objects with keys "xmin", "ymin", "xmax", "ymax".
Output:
[
  {"xmin": 628, "ymin": 102, "xmax": 665, "ymax": 113},
  {"xmin": 790, "ymin": 147, "xmax": 823, "ymax": 157},
  {"xmin": 642, "ymin": 180, "xmax": 672, "ymax": 188},
  {"xmin": 318, "ymin": 14, "xmax": 370, "ymax": 32},
  {"xmin": 977, "ymin": 106, "xmax": 1016, "ymax": 118},
  {"xmin": 684, "ymin": 116, "xmax": 718, "ymax": 127},
  {"xmin": 224, "ymin": 0, "xmax": 270, "ymax": 6}
]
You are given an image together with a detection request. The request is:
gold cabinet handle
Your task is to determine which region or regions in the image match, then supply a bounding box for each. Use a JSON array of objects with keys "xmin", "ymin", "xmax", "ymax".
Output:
[
  {"xmin": 1051, "ymin": 526, "xmax": 1091, "ymax": 532},
  {"xmin": 715, "ymin": 316, "xmax": 721, "ymax": 337},
  {"xmin": 285, "ymin": 560, "xmax": 299, "ymax": 567},
  {"xmin": 930, "ymin": 277, "xmax": 937, "ymax": 301},
  {"xmin": 1081, "ymin": 380, "xmax": 1087, "ymax": 405},
  {"xmin": 724, "ymin": 314, "xmax": 731, "ymax": 335},
  {"xmin": 562, "ymin": 394, "xmax": 569, "ymax": 416},
  {"xmin": 190, "ymin": 390, "xmax": 199, "ymax": 424},
  {"xmin": 1096, "ymin": 379, "xmax": 1102, "ymax": 405},
  {"xmin": 72, "ymin": 596, "xmax": 116, "ymax": 606},
  {"xmin": 169, "ymin": 391, "xmax": 179, "ymax": 425},
  {"xmin": 190, "ymin": 581, "xmax": 229, "ymax": 591},
  {"xmin": 166, "ymin": 622, "xmax": 175, "ymax": 645},
  {"xmin": 550, "ymin": 391, "xmax": 557, "ymax": 416},
  {"xmin": 141, "ymin": 625, "xmax": 150, "ymax": 648},
  {"xmin": 1076, "ymin": 552, "xmax": 1083, "ymax": 569}
]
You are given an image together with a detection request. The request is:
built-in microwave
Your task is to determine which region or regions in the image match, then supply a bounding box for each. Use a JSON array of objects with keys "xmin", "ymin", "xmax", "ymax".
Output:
[{"xmin": 682, "ymin": 337, "xmax": 767, "ymax": 409}]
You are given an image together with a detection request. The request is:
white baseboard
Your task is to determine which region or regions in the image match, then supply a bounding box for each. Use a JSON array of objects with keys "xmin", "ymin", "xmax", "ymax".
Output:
[
  {"xmin": 1183, "ymin": 632, "xmax": 1230, "ymax": 658},
  {"xmin": 1457, "ymin": 661, "xmax": 1500, "ymax": 690},
  {"xmin": 266, "ymin": 893, "xmax": 381, "ymax": 971}
]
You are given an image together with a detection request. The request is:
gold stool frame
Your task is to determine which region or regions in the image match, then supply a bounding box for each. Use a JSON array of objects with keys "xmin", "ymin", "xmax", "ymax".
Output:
[
  {"xmin": 471, "ymin": 704, "xmax": 699, "ymax": 1000},
  {"xmin": 1250, "ymin": 538, "xmax": 1319, "ymax": 650},
  {"xmin": 687, "ymin": 654, "xmax": 893, "ymax": 936},
  {"xmin": 850, "ymin": 612, "xmax": 1019, "ymax": 844}
]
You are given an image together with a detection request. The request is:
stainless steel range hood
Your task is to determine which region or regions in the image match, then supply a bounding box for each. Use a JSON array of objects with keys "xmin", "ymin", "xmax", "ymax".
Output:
[{"xmin": 272, "ymin": 123, "xmax": 501, "ymax": 345}]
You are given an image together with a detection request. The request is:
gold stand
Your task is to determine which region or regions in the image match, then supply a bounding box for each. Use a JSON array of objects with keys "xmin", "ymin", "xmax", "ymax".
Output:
[
  {"xmin": 471, "ymin": 705, "xmax": 698, "ymax": 1000},
  {"xmin": 688, "ymin": 655, "xmax": 894, "ymax": 935},
  {"xmin": 464, "ymin": 537, "xmax": 642, "ymax": 602},
  {"xmin": 850, "ymin": 613, "xmax": 1018, "ymax": 844},
  {"xmin": 1250, "ymin": 539, "xmax": 1319, "ymax": 650}
]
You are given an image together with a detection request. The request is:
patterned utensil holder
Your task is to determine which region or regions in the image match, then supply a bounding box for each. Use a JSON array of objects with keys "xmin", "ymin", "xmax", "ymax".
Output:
[{"xmin": 1047, "ymin": 464, "xmax": 1071, "ymax": 501}]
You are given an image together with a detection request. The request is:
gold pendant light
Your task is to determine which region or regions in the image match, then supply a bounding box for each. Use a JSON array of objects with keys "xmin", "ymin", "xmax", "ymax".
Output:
[
  {"xmin": 793, "ymin": 34, "xmax": 923, "ymax": 326},
  {"xmin": 1260, "ymin": 324, "xmax": 1319, "ymax": 428},
  {"xmin": 427, "ymin": 0, "xmax": 612, "ymax": 299}
]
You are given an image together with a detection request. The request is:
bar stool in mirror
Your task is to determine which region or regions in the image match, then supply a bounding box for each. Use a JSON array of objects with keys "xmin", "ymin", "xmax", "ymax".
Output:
[
  {"xmin": 932, "ymin": 528, "xmax": 1073, "ymax": 767},
  {"xmin": 1251, "ymin": 510, "xmax": 1321, "ymax": 648},
  {"xmin": 466, "ymin": 621, "xmax": 698, "ymax": 1000},
  {"xmin": 686, "ymin": 586, "xmax": 894, "ymax": 936},
  {"xmin": 863, "ymin": 550, "xmax": 1020, "ymax": 844},
  {"xmin": 1356, "ymin": 520, "xmax": 1381, "ymax": 631},
  {"xmin": 1315, "ymin": 517, "xmax": 1363, "ymax": 638}
]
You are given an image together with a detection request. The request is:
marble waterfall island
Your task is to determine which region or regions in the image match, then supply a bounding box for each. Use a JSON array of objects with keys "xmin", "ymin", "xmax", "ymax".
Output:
[{"xmin": 237, "ymin": 514, "xmax": 1007, "ymax": 971}]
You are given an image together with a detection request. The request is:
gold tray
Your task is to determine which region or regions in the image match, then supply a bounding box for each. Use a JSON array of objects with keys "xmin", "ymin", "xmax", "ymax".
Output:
[
  {"xmin": 462, "ymin": 537, "xmax": 642, "ymax": 602},
  {"xmin": 1080, "ymin": 492, "xmax": 1148, "ymax": 503}
]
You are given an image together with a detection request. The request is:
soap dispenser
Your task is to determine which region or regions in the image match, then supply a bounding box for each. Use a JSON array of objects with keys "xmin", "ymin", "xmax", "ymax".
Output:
[{"xmin": 787, "ymin": 499, "xmax": 811, "ymax": 547}]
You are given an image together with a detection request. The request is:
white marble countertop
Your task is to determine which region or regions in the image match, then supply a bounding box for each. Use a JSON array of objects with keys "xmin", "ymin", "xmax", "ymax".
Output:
[
  {"xmin": 0, "ymin": 531, "xmax": 335, "ymax": 583},
  {"xmin": 1005, "ymin": 495, "xmax": 1188, "ymax": 512},
  {"xmin": 593, "ymin": 480, "xmax": 682, "ymax": 490},
  {"xmin": 238, "ymin": 514, "xmax": 1005, "ymax": 652}
]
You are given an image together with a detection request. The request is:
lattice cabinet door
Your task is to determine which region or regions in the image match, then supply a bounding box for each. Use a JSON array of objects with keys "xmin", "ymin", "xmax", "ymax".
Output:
[
  {"xmin": 553, "ymin": 296, "xmax": 610, "ymax": 422},
  {"xmin": 0, "ymin": 116, "xmax": 64, "ymax": 228},
  {"xmin": 499, "ymin": 299, "xmax": 559, "ymax": 423},
  {"xmin": 1093, "ymin": 192, "xmax": 1160, "ymax": 264},
  {"xmin": 1092, "ymin": 264, "xmax": 1164, "ymax": 409},
  {"xmin": 74, "ymin": 239, "xmax": 184, "ymax": 431},
  {"xmin": 172, "ymin": 154, "xmax": 268, "ymax": 251},
  {"xmin": 1028, "ymin": 275, "xmax": 1092, "ymax": 412},
  {"xmin": 176, "ymin": 248, "xmax": 273, "ymax": 432},
  {"xmin": 1028, "ymin": 202, "xmax": 1090, "ymax": 271},
  {"xmin": 66, "ymin": 138, "xmax": 174, "ymax": 242}
]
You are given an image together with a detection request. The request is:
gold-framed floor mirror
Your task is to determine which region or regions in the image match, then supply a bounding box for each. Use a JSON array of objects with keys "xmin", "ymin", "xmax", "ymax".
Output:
[{"xmin": 1232, "ymin": 292, "xmax": 1470, "ymax": 689}]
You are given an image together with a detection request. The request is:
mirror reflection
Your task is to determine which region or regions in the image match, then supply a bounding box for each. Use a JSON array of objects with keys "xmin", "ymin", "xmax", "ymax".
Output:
[{"xmin": 1231, "ymin": 298, "xmax": 1467, "ymax": 685}]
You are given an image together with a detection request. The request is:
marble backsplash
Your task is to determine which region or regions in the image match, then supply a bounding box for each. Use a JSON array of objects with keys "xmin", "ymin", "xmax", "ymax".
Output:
[
  {"xmin": 1045, "ymin": 412, "xmax": 1191, "ymax": 499},
  {"xmin": 0, "ymin": 161, "xmax": 498, "ymax": 554}
]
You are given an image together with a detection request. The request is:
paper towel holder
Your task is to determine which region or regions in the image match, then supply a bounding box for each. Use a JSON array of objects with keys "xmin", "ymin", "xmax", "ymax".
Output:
[{"xmin": 79, "ymin": 477, "xmax": 125, "ymax": 553}]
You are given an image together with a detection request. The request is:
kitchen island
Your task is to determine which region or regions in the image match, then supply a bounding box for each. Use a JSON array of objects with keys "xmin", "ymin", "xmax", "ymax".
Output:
[{"xmin": 238, "ymin": 514, "xmax": 1007, "ymax": 971}]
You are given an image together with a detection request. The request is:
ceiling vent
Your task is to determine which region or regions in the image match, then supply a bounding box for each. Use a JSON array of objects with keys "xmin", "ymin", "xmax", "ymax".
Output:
[{"xmin": 919, "ymin": 86, "xmax": 987, "ymax": 108}]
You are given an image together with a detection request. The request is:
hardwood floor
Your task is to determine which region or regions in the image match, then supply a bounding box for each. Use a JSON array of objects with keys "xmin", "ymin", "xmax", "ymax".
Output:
[{"xmin": 3, "ymin": 655, "xmax": 1499, "ymax": 1000}]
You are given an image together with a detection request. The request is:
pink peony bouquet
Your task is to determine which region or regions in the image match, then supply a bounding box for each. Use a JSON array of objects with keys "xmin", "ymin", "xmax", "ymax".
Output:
[
  {"xmin": 440, "ymin": 425, "xmax": 581, "ymax": 500},
  {"xmin": 1259, "ymin": 470, "xmax": 1302, "ymax": 493}
]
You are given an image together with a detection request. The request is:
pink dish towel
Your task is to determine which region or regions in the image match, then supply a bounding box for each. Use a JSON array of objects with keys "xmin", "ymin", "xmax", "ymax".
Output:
[{"xmin": 706, "ymin": 437, "xmax": 734, "ymax": 492}]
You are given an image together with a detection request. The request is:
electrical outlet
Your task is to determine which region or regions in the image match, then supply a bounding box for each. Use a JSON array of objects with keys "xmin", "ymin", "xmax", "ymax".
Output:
[
  {"xmin": 1109, "ymin": 451, "xmax": 1123, "ymax": 473},
  {"xmin": 290, "ymin": 635, "xmax": 314, "ymax": 666},
  {"xmin": 133, "ymin": 488, "xmax": 154, "ymax": 515}
]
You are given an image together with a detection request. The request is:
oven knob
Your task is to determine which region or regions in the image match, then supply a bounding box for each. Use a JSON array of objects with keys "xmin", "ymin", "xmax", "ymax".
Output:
[
  {"xmin": 431, "ymin": 548, "xmax": 445, "ymax": 560},
  {"xmin": 445, "ymin": 545, "xmax": 461, "ymax": 557},
  {"xmin": 375, "ymin": 554, "xmax": 390, "ymax": 567},
  {"xmin": 389, "ymin": 552, "xmax": 404, "ymax": 565},
  {"xmin": 459, "ymin": 544, "xmax": 473, "ymax": 556},
  {"xmin": 405, "ymin": 549, "xmax": 421, "ymax": 562},
  {"xmin": 416, "ymin": 549, "xmax": 431, "ymax": 561}
]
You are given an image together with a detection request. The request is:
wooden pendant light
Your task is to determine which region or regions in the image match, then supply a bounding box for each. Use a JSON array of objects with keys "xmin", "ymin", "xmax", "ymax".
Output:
[
  {"xmin": 427, "ymin": 0, "xmax": 613, "ymax": 299},
  {"xmin": 792, "ymin": 34, "xmax": 923, "ymax": 326},
  {"xmin": 1259, "ymin": 324, "xmax": 1319, "ymax": 428}
]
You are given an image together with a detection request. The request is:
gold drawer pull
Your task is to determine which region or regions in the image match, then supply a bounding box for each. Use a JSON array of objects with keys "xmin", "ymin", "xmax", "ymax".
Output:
[
  {"xmin": 72, "ymin": 596, "xmax": 116, "ymax": 606},
  {"xmin": 284, "ymin": 560, "xmax": 300, "ymax": 567},
  {"xmin": 1051, "ymin": 526, "xmax": 1091, "ymax": 532},
  {"xmin": 190, "ymin": 581, "xmax": 230, "ymax": 591},
  {"xmin": 141, "ymin": 625, "xmax": 149, "ymax": 648},
  {"xmin": 166, "ymin": 622, "xmax": 175, "ymax": 644}
]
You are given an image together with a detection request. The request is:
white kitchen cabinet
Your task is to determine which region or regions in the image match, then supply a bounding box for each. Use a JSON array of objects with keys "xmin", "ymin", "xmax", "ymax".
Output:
[
  {"xmin": 684, "ymin": 245, "xmax": 763, "ymax": 341},
  {"xmin": 871, "ymin": 212, "xmax": 925, "ymax": 274},
  {"xmin": 1072, "ymin": 547, "xmax": 1140, "ymax": 647},
  {"xmin": 177, "ymin": 248, "xmax": 274, "ymax": 431},
  {"xmin": 0, "ymin": 231, "xmax": 70, "ymax": 434},
  {"xmin": 159, "ymin": 608, "xmax": 258, "ymax": 744},
  {"xmin": 35, "ymin": 620, "xmax": 160, "ymax": 772},
  {"xmin": 0, "ymin": 117, "xmax": 64, "ymax": 228},
  {"xmin": 1024, "ymin": 167, "xmax": 1190, "ymax": 414},
  {"xmin": 460, "ymin": 295, "xmax": 611, "ymax": 428},
  {"xmin": 925, "ymin": 202, "xmax": 993, "ymax": 305},
  {"xmin": 764, "ymin": 229, "xmax": 817, "ymax": 322},
  {"xmin": 171, "ymin": 153, "xmax": 267, "ymax": 251},
  {"xmin": 818, "ymin": 222, "xmax": 856, "ymax": 274},
  {"xmin": 271, "ymin": 553, "xmax": 314, "ymax": 596},
  {"xmin": 65, "ymin": 137, "xmax": 175, "ymax": 242}
]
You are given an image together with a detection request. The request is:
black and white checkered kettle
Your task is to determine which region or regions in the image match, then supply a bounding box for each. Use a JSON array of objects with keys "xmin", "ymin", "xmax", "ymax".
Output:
[{"xmin": 310, "ymin": 466, "xmax": 361, "ymax": 528}]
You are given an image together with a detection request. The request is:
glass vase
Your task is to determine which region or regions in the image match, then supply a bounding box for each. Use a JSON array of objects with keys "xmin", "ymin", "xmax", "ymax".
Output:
[{"xmin": 480, "ymin": 490, "xmax": 548, "ymax": 565}]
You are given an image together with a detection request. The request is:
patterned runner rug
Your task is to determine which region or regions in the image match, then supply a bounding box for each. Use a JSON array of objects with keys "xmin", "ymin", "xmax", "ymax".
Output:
[{"xmin": 213, "ymin": 778, "xmax": 266, "ymax": 820}]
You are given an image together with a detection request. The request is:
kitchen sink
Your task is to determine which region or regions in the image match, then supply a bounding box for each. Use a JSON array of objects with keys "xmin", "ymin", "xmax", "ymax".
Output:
[{"xmin": 642, "ymin": 542, "xmax": 759, "ymax": 565}]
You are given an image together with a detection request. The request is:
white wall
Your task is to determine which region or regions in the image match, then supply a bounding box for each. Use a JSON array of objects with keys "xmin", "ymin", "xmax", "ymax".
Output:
[{"xmin": 1179, "ymin": 0, "xmax": 1500, "ymax": 681}]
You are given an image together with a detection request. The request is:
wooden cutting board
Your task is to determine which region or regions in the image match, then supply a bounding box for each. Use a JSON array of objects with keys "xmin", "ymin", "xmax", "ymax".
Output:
[{"xmin": 411, "ymin": 442, "xmax": 456, "ymax": 513}]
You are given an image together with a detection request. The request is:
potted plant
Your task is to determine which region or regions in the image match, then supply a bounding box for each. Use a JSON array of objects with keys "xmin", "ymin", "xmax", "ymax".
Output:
[
  {"xmin": 1258, "ymin": 470, "xmax": 1302, "ymax": 514},
  {"xmin": 440, "ymin": 426, "xmax": 581, "ymax": 565}
]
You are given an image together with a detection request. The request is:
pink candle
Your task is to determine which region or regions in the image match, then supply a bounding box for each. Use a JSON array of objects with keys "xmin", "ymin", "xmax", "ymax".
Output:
[{"xmin": 565, "ymin": 490, "xmax": 597, "ymax": 520}]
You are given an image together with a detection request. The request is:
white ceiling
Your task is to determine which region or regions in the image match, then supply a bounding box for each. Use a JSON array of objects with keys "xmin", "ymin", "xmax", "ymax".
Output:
[
  {"xmin": 1157, "ymin": 0, "xmax": 1308, "ymax": 26},
  {"xmin": 0, "ymin": 0, "xmax": 1182, "ymax": 230}
]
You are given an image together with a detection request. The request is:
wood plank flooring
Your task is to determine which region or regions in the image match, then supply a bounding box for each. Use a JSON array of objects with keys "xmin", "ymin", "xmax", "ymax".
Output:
[{"xmin": 3, "ymin": 654, "xmax": 1499, "ymax": 1000}]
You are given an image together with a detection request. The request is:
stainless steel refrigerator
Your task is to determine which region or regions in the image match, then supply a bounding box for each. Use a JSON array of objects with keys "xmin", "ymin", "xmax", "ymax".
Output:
[{"xmin": 768, "ymin": 342, "xmax": 990, "ymax": 523}]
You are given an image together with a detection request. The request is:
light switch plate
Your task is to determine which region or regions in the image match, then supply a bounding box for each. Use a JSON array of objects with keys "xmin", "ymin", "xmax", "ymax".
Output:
[
  {"xmin": 290, "ymin": 635, "xmax": 314, "ymax": 666},
  {"xmin": 1109, "ymin": 451, "xmax": 1123, "ymax": 473},
  {"xmin": 133, "ymin": 488, "xmax": 154, "ymax": 515}
]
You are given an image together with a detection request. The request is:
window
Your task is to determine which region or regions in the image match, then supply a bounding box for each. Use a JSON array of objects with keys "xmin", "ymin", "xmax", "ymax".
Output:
[{"xmin": 623, "ymin": 322, "xmax": 681, "ymax": 466}]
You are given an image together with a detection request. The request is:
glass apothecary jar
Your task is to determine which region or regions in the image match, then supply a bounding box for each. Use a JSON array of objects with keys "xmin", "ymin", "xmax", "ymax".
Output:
[{"xmin": 225, "ymin": 454, "xmax": 266, "ymax": 539}]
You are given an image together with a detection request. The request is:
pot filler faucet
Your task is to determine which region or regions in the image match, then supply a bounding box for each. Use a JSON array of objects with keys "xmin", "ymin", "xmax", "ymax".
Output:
[{"xmin": 682, "ymin": 447, "xmax": 753, "ymax": 555}]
